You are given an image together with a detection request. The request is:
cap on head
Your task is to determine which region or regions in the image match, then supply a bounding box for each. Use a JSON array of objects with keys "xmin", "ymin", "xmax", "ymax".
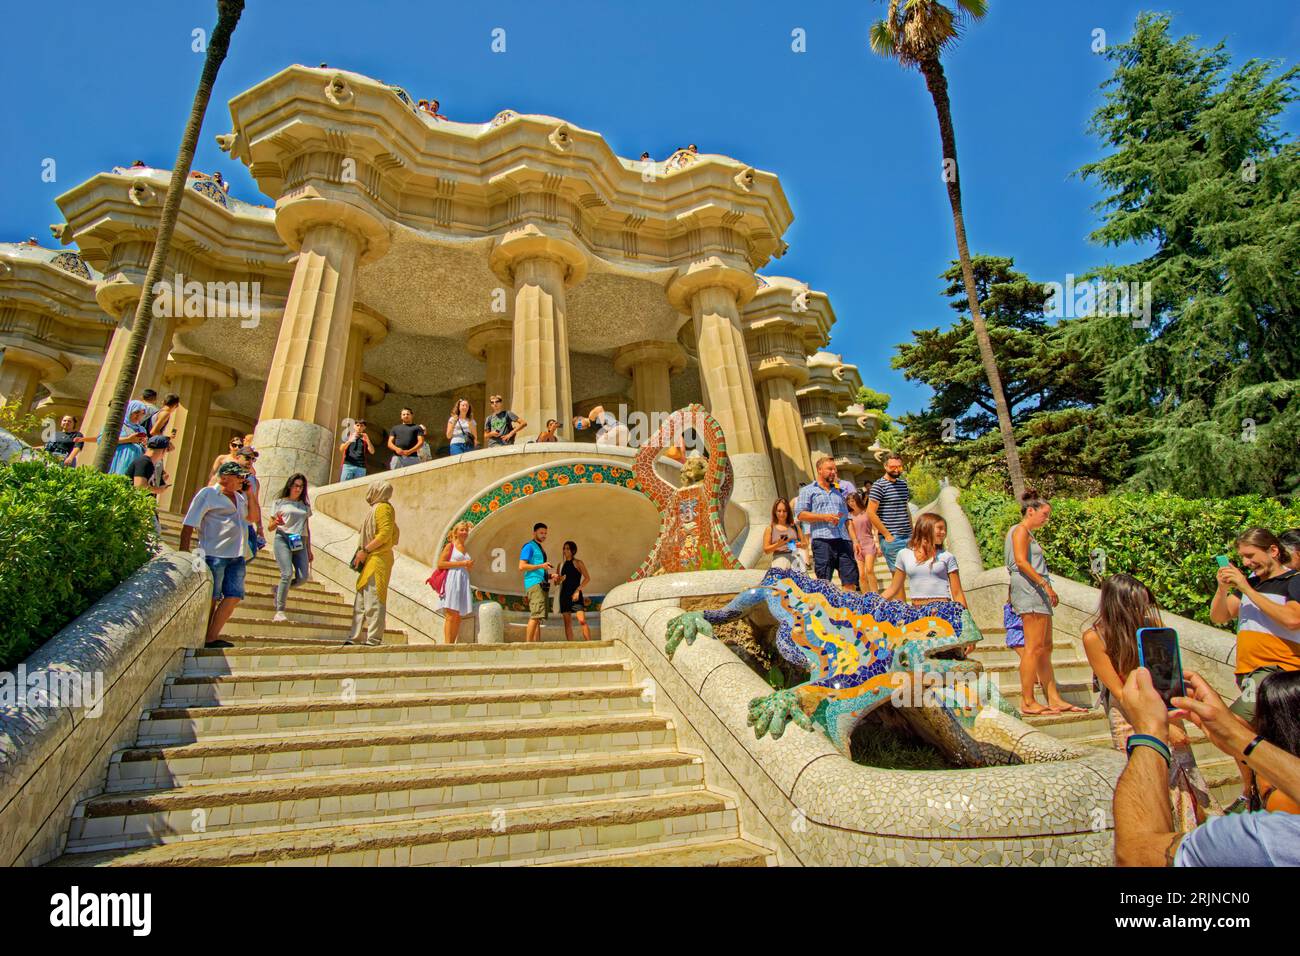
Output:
[
  {"xmin": 217, "ymin": 461, "xmax": 250, "ymax": 479},
  {"xmin": 146, "ymin": 435, "xmax": 172, "ymax": 449}
]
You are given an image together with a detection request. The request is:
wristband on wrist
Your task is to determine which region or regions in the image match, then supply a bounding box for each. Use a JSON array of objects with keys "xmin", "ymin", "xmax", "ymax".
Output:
[
  {"xmin": 1242, "ymin": 735, "xmax": 1266, "ymax": 759},
  {"xmin": 1126, "ymin": 733, "xmax": 1172, "ymax": 765}
]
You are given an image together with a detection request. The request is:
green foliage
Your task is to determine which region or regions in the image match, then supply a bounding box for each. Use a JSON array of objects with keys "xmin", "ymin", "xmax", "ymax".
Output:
[
  {"xmin": 0, "ymin": 402, "xmax": 48, "ymax": 444},
  {"xmin": 765, "ymin": 663, "xmax": 786, "ymax": 690},
  {"xmin": 694, "ymin": 544, "xmax": 727, "ymax": 572},
  {"xmin": 855, "ymin": 386, "xmax": 892, "ymax": 413},
  {"xmin": 907, "ymin": 459, "xmax": 942, "ymax": 509},
  {"xmin": 893, "ymin": 255, "xmax": 1142, "ymax": 492},
  {"xmin": 959, "ymin": 488, "xmax": 1300, "ymax": 627},
  {"xmin": 0, "ymin": 460, "xmax": 157, "ymax": 668},
  {"xmin": 1073, "ymin": 13, "xmax": 1300, "ymax": 498}
]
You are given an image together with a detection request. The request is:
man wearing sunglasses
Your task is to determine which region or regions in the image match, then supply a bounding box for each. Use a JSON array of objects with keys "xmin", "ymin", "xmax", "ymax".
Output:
[{"xmin": 484, "ymin": 395, "xmax": 526, "ymax": 447}]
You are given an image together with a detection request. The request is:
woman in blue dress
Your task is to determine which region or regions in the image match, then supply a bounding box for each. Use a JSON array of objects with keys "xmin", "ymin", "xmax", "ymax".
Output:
[{"xmin": 105, "ymin": 400, "xmax": 152, "ymax": 476}]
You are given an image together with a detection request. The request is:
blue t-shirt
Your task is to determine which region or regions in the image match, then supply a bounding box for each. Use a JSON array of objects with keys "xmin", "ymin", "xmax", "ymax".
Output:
[
  {"xmin": 1175, "ymin": 810, "xmax": 1300, "ymax": 866},
  {"xmin": 520, "ymin": 540, "xmax": 548, "ymax": 589}
]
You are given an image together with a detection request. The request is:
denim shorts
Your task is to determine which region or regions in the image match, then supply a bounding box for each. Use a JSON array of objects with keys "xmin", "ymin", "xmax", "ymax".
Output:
[
  {"xmin": 340, "ymin": 463, "xmax": 366, "ymax": 482},
  {"xmin": 449, "ymin": 442, "xmax": 472, "ymax": 456},
  {"xmin": 881, "ymin": 535, "xmax": 911, "ymax": 572},
  {"xmin": 206, "ymin": 555, "xmax": 247, "ymax": 601}
]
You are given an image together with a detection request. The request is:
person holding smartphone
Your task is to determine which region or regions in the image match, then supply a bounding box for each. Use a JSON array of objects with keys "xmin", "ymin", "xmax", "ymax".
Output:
[
  {"xmin": 267, "ymin": 473, "xmax": 313, "ymax": 623},
  {"xmin": 339, "ymin": 419, "xmax": 373, "ymax": 481},
  {"xmin": 1083, "ymin": 574, "xmax": 1217, "ymax": 829},
  {"xmin": 1209, "ymin": 527, "xmax": 1300, "ymax": 813}
]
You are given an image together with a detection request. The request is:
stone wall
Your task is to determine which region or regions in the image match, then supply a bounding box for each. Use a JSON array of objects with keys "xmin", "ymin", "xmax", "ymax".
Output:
[{"xmin": 0, "ymin": 551, "xmax": 209, "ymax": 866}]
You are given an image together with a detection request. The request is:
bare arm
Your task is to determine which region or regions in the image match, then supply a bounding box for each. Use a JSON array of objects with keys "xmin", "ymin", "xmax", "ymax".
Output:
[
  {"xmin": 179, "ymin": 524, "xmax": 196, "ymax": 552},
  {"xmin": 1082, "ymin": 629, "xmax": 1126, "ymax": 701},
  {"xmin": 1011, "ymin": 525, "xmax": 1049, "ymax": 588},
  {"xmin": 576, "ymin": 559, "xmax": 591, "ymax": 591},
  {"xmin": 866, "ymin": 498, "xmax": 891, "ymax": 538},
  {"xmin": 436, "ymin": 542, "xmax": 456, "ymax": 571},
  {"xmin": 948, "ymin": 569, "xmax": 967, "ymax": 609},
  {"xmin": 1113, "ymin": 667, "xmax": 1183, "ymax": 866},
  {"xmin": 880, "ymin": 568, "xmax": 906, "ymax": 602}
]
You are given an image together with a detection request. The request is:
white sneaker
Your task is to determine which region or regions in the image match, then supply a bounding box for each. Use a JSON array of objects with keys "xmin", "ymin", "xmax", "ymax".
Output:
[{"xmin": 272, "ymin": 611, "xmax": 289, "ymax": 623}]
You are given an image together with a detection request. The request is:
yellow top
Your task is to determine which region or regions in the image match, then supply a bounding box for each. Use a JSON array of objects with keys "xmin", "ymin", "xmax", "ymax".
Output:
[{"xmin": 357, "ymin": 502, "xmax": 396, "ymax": 600}]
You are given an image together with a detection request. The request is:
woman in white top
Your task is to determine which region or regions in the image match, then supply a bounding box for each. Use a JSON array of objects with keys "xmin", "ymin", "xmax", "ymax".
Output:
[
  {"xmin": 445, "ymin": 398, "xmax": 477, "ymax": 455},
  {"xmin": 267, "ymin": 473, "xmax": 312, "ymax": 622},
  {"xmin": 881, "ymin": 512, "xmax": 966, "ymax": 608},
  {"xmin": 435, "ymin": 521, "xmax": 474, "ymax": 643}
]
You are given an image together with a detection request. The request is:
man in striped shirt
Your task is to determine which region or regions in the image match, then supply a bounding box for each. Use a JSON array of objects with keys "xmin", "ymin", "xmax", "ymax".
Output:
[{"xmin": 868, "ymin": 453, "xmax": 912, "ymax": 573}]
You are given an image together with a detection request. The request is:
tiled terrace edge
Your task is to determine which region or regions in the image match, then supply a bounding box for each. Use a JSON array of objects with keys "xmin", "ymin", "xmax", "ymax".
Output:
[
  {"xmin": 601, "ymin": 570, "xmax": 1123, "ymax": 866},
  {"xmin": 0, "ymin": 551, "xmax": 209, "ymax": 866}
]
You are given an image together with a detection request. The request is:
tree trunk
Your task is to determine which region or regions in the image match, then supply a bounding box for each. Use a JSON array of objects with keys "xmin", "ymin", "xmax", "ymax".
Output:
[
  {"xmin": 919, "ymin": 56, "xmax": 1026, "ymax": 498},
  {"xmin": 93, "ymin": 1, "xmax": 245, "ymax": 473}
]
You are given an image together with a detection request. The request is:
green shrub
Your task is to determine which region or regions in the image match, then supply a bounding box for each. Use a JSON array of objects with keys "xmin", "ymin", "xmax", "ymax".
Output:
[
  {"xmin": 906, "ymin": 460, "xmax": 942, "ymax": 509},
  {"xmin": 0, "ymin": 460, "xmax": 157, "ymax": 668},
  {"xmin": 958, "ymin": 488, "xmax": 1300, "ymax": 627}
]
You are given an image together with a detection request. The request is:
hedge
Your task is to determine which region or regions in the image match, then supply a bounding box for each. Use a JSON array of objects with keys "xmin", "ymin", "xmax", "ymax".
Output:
[
  {"xmin": 958, "ymin": 489, "xmax": 1300, "ymax": 627},
  {"xmin": 0, "ymin": 460, "xmax": 157, "ymax": 668}
]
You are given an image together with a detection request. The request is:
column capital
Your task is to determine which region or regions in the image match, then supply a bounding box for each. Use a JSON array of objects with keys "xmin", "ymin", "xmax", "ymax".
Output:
[
  {"xmin": 164, "ymin": 351, "xmax": 237, "ymax": 392},
  {"xmin": 612, "ymin": 340, "xmax": 687, "ymax": 378},
  {"xmin": 666, "ymin": 257, "xmax": 758, "ymax": 314},
  {"xmin": 351, "ymin": 302, "xmax": 389, "ymax": 347},
  {"xmin": 275, "ymin": 191, "xmax": 391, "ymax": 265},
  {"xmin": 488, "ymin": 223, "xmax": 588, "ymax": 287},
  {"xmin": 465, "ymin": 318, "xmax": 513, "ymax": 359},
  {"xmin": 359, "ymin": 373, "xmax": 387, "ymax": 406},
  {"xmin": 94, "ymin": 275, "xmax": 143, "ymax": 320},
  {"xmin": 0, "ymin": 342, "xmax": 70, "ymax": 383}
]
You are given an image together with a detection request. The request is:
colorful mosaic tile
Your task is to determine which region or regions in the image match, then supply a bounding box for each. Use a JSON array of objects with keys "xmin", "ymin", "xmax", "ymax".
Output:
[{"xmin": 50, "ymin": 251, "xmax": 91, "ymax": 280}]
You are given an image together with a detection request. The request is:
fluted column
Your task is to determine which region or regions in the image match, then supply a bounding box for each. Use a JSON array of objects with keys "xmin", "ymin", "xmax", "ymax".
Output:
[
  {"xmin": 329, "ymin": 304, "xmax": 388, "ymax": 480},
  {"xmin": 466, "ymin": 319, "xmax": 513, "ymax": 422},
  {"xmin": 160, "ymin": 353, "xmax": 236, "ymax": 512},
  {"xmin": 253, "ymin": 196, "xmax": 390, "ymax": 500},
  {"xmin": 666, "ymin": 259, "xmax": 778, "ymax": 568},
  {"xmin": 746, "ymin": 318, "xmax": 814, "ymax": 500},
  {"xmin": 489, "ymin": 226, "xmax": 587, "ymax": 442},
  {"xmin": 613, "ymin": 340, "xmax": 687, "ymax": 421}
]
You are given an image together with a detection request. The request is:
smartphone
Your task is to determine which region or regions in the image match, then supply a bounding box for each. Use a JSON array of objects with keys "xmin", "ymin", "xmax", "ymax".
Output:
[
  {"xmin": 1215, "ymin": 554, "xmax": 1230, "ymax": 569},
  {"xmin": 1136, "ymin": 627, "xmax": 1185, "ymax": 709}
]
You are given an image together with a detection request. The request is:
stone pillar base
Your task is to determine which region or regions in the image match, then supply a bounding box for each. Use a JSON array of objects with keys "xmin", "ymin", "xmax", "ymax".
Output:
[
  {"xmin": 476, "ymin": 602, "xmax": 504, "ymax": 644},
  {"xmin": 253, "ymin": 418, "xmax": 334, "ymax": 506},
  {"xmin": 727, "ymin": 451, "xmax": 780, "ymax": 569}
]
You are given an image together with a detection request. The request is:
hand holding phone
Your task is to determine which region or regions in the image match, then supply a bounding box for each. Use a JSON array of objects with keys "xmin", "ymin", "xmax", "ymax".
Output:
[
  {"xmin": 1137, "ymin": 627, "xmax": 1185, "ymax": 710},
  {"xmin": 1214, "ymin": 554, "xmax": 1230, "ymax": 569}
]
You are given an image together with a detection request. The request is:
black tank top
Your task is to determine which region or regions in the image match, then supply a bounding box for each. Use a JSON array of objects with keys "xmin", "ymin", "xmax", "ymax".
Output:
[{"xmin": 559, "ymin": 559, "xmax": 581, "ymax": 600}]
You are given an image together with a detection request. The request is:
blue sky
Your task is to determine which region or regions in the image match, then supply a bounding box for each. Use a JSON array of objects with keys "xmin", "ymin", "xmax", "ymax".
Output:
[{"xmin": 2, "ymin": 0, "xmax": 1297, "ymax": 415}]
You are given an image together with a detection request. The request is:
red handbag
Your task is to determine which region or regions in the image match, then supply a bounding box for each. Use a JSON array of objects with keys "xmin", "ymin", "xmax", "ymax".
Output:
[{"xmin": 427, "ymin": 567, "xmax": 448, "ymax": 597}]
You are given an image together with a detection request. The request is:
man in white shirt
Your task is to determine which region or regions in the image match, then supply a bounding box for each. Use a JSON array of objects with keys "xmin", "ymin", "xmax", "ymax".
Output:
[{"xmin": 179, "ymin": 461, "xmax": 250, "ymax": 648}]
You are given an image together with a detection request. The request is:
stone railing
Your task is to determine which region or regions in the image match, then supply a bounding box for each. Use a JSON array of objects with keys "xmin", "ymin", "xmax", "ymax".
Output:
[
  {"xmin": 600, "ymin": 570, "xmax": 1123, "ymax": 866},
  {"xmin": 923, "ymin": 486, "xmax": 1239, "ymax": 698},
  {"xmin": 0, "ymin": 551, "xmax": 210, "ymax": 866}
]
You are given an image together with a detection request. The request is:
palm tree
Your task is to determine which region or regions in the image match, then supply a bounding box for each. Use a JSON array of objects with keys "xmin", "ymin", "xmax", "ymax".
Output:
[
  {"xmin": 93, "ymin": 1, "xmax": 245, "ymax": 472},
  {"xmin": 870, "ymin": 0, "xmax": 1027, "ymax": 497}
]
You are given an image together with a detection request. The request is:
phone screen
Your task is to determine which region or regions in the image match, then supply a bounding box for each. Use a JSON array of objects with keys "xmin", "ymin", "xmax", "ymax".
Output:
[
  {"xmin": 1137, "ymin": 627, "xmax": 1185, "ymax": 708},
  {"xmin": 1215, "ymin": 554, "xmax": 1230, "ymax": 569}
]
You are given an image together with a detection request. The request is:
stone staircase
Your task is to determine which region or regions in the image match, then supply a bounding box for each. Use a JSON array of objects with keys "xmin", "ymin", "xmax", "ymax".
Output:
[
  {"xmin": 968, "ymin": 627, "xmax": 1240, "ymax": 806},
  {"xmin": 49, "ymin": 511, "xmax": 773, "ymax": 866}
]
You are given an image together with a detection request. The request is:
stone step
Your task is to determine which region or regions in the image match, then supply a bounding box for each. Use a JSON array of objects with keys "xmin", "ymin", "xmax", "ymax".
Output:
[
  {"xmin": 1018, "ymin": 708, "xmax": 1110, "ymax": 738},
  {"xmin": 69, "ymin": 750, "xmax": 706, "ymax": 848},
  {"xmin": 236, "ymin": 594, "xmax": 358, "ymax": 618},
  {"xmin": 968, "ymin": 640, "xmax": 1073, "ymax": 666},
  {"xmin": 503, "ymin": 621, "xmax": 603, "ymax": 642},
  {"xmin": 53, "ymin": 790, "xmax": 739, "ymax": 866},
  {"xmin": 106, "ymin": 713, "xmax": 677, "ymax": 790},
  {"xmin": 136, "ymin": 683, "xmax": 653, "ymax": 742},
  {"xmin": 999, "ymin": 682, "xmax": 1097, "ymax": 711},
  {"xmin": 542, "ymin": 838, "xmax": 775, "ymax": 867},
  {"xmin": 220, "ymin": 617, "xmax": 405, "ymax": 642},
  {"xmin": 979, "ymin": 659, "xmax": 1093, "ymax": 690},
  {"xmin": 226, "ymin": 604, "xmax": 360, "ymax": 628},
  {"xmin": 162, "ymin": 660, "xmax": 635, "ymax": 705},
  {"xmin": 182, "ymin": 640, "xmax": 626, "ymax": 673}
]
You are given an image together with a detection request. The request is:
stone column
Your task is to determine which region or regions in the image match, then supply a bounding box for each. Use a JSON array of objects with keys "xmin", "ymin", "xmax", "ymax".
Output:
[
  {"xmin": 33, "ymin": 393, "xmax": 89, "ymax": 432},
  {"xmin": 329, "ymin": 304, "xmax": 388, "ymax": 480},
  {"xmin": 0, "ymin": 345, "xmax": 66, "ymax": 412},
  {"xmin": 746, "ymin": 319, "xmax": 814, "ymax": 501},
  {"xmin": 78, "ymin": 277, "xmax": 191, "ymax": 464},
  {"xmin": 489, "ymin": 226, "xmax": 587, "ymax": 442},
  {"xmin": 466, "ymin": 319, "xmax": 513, "ymax": 422},
  {"xmin": 253, "ymin": 196, "xmax": 389, "ymax": 501},
  {"xmin": 160, "ymin": 353, "xmax": 236, "ymax": 512},
  {"xmin": 612, "ymin": 340, "xmax": 687, "ymax": 424},
  {"xmin": 666, "ymin": 259, "xmax": 778, "ymax": 568}
]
